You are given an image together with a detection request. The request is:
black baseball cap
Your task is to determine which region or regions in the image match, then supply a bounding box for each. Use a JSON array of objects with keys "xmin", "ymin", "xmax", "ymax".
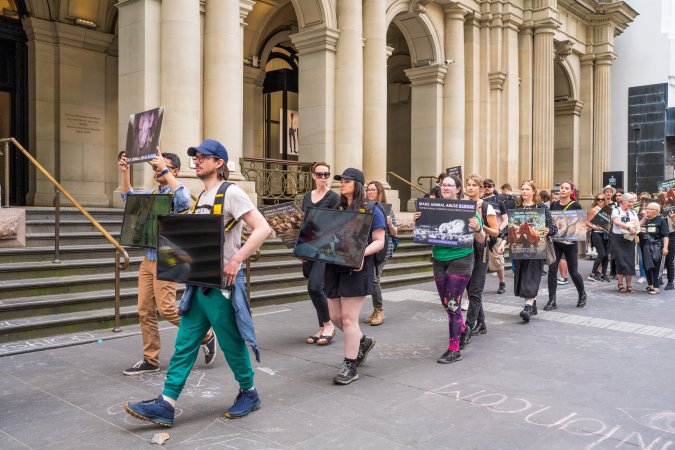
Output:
[
  {"xmin": 334, "ymin": 168, "xmax": 365, "ymax": 185},
  {"xmin": 483, "ymin": 178, "xmax": 495, "ymax": 187}
]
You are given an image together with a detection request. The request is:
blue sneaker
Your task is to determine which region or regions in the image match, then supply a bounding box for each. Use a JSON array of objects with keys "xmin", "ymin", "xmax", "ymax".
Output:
[
  {"xmin": 124, "ymin": 395, "xmax": 174, "ymax": 427},
  {"xmin": 224, "ymin": 388, "xmax": 261, "ymax": 419}
]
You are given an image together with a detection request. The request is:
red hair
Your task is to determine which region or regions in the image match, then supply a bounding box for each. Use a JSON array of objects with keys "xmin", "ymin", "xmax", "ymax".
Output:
[{"xmin": 562, "ymin": 180, "xmax": 577, "ymax": 201}]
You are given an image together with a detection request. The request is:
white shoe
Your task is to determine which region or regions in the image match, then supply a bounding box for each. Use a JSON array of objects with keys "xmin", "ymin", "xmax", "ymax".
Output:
[
  {"xmin": 636, "ymin": 277, "xmax": 646, "ymax": 284},
  {"xmin": 461, "ymin": 300, "xmax": 469, "ymax": 311},
  {"xmin": 491, "ymin": 272, "xmax": 498, "ymax": 277}
]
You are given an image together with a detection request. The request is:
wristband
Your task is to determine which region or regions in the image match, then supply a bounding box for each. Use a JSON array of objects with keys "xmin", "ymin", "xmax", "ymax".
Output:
[{"xmin": 156, "ymin": 168, "xmax": 170, "ymax": 178}]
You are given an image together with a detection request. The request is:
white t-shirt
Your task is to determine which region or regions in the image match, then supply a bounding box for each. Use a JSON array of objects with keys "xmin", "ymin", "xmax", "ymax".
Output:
[
  {"xmin": 193, "ymin": 182, "xmax": 254, "ymax": 270},
  {"xmin": 611, "ymin": 207, "xmax": 638, "ymax": 235}
]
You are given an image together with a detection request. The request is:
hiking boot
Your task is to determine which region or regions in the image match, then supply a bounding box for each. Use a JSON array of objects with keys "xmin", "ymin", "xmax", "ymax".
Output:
[
  {"xmin": 471, "ymin": 321, "xmax": 487, "ymax": 336},
  {"xmin": 544, "ymin": 296, "xmax": 557, "ymax": 311},
  {"xmin": 497, "ymin": 282, "xmax": 506, "ymax": 294},
  {"xmin": 370, "ymin": 307, "xmax": 384, "ymax": 326},
  {"xmin": 356, "ymin": 335, "xmax": 376, "ymax": 367},
  {"xmin": 437, "ymin": 349, "xmax": 462, "ymax": 364},
  {"xmin": 576, "ymin": 292, "xmax": 587, "ymax": 308},
  {"xmin": 224, "ymin": 388, "xmax": 261, "ymax": 418},
  {"xmin": 124, "ymin": 395, "xmax": 174, "ymax": 427},
  {"xmin": 531, "ymin": 300, "xmax": 538, "ymax": 315},
  {"xmin": 520, "ymin": 305, "xmax": 533, "ymax": 323},
  {"xmin": 123, "ymin": 359, "xmax": 159, "ymax": 376},
  {"xmin": 363, "ymin": 310, "xmax": 375, "ymax": 324},
  {"xmin": 665, "ymin": 282, "xmax": 675, "ymax": 291},
  {"xmin": 459, "ymin": 324, "xmax": 472, "ymax": 350},
  {"xmin": 333, "ymin": 361, "xmax": 359, "ymax": 385},
  {"xmin": 201, "ymin": 333, "xmax": 217, "ymax": 366}
]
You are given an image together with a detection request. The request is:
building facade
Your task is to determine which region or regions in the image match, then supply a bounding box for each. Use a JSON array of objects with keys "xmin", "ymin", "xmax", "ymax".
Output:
[{"xmin": 0, "ymin": 0, "xmax": 636, "ymax": 210}]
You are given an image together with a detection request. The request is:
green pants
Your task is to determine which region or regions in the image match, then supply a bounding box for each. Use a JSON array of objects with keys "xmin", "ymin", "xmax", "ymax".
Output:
[{"xmin": 163, "ymin": 288, "xmax": 254, "ymax": 400}]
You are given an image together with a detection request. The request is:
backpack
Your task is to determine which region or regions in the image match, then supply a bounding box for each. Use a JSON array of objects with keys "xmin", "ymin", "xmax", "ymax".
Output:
[
  {"xmin": 365, "ymin": 200, "xmax": 392, "ymax": 265},
  {"xmin": 193, "ymin": 182, "xmax": 239, "ymax": 232},
  {"xmin": 479, "ymin": 201, "xmax": 497, "ymax": 251}
]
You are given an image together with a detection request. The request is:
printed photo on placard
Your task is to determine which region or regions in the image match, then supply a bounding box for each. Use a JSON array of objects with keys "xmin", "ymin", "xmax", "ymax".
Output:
[
  {"xmin": 380, "ymin": 202, "xmax": 392, "ymax": 216},
  {"xmin": 589, "ymin": 204, "xmax": 613, "ymax": 232},
  {"xmin": 293, "ymin": 207, "xmax": 373, "ymax": 269},
  {"xmin": 260, "ymin": 201, "xmax": 305, "ymax": 249},
  {"xmin": 550, "ymin": 210, "xmax": 587, "ymax": 242},
  {"xmin": 657, "ymin": 178, "xmax": 675, "ymax": 214},
  {"xmin": 414, "ymin": 199, "xmax": 477, "ymax": 248},
  {"xmin": 507, "ymin": 209, "xmax": 546, "ymax": 260},
  {"xmin": 120, "ymin": 194, "xmax": 172, "ymax": 248},
  {"xmin": 156, "ymin": 214, "xmax": 224, "ymax": 288},
  {"xmin": 124, "ymin": 106, "xmax": 164, "ymax": 164}
]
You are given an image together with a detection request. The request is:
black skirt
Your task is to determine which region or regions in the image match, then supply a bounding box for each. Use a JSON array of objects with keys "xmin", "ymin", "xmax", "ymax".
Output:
[
  {"xmin": 324, "ymin": 255, "xmax": 375, "ymax": 298},
  {"xmin": 513, "ymin": 259, "xmax": 544, "ymax": 299},
  {"xmin": 611, "ymin": 235, "xmax": 636, "ymax": 276}
]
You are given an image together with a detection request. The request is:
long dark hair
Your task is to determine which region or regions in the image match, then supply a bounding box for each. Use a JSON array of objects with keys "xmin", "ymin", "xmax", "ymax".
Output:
[{"xmin": 338, "ymin": 180, "xmax": 366, "ymax": 211}]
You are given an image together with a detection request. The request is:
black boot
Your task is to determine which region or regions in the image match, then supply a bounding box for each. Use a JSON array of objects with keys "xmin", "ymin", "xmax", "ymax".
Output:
[
  {"xmin": 471, "ymin": 321, "xmax": 487, "ymax": 336},
  {"xmin": 520, "ymin": 304, "xmax": 533, "ymax": 323},
  {"xmin": 544, "ymin": 295, "xmax": 557, "ymax": 311},
  {"xmin": 531, "ymin": 300, "xmax": 538, "ymax": 315},
  {"xmin": 576, "ymin": 291, "xmax": 587, "ymax": 308},
  {"xmin": 459, "ymin": 323, "xmax": 472, "ymax": 350}
]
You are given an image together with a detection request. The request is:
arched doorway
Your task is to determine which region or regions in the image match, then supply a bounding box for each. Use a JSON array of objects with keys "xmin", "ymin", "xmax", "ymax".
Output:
[
  {"xmin": 553, "ymin": 60, "xmax": 582, "ymax": 189},
  {"xmin": 0, "ymin": 0, "xmax": 28, "ymax": 206}
]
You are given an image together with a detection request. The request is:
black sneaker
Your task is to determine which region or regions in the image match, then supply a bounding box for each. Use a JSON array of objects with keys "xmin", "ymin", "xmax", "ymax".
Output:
[
  {"xmin": 201, "ymin": 333, "xmax": 217, "ymax": 366},
  {"xmin": 333, "ymin": 361, "xmax": 359, "ymax": 385},
  {"xmin": 356, "ymin": 335, "xmax": 376, "ymax": 367},
  {"xmin": 520, "ymin": 305, "xmax": 532, "ymax": 323},
  {"xmin": 123, "ymin": 359, "xmax": 160, "ymax": 376},
  {"xmin": 471, "ymin": 321, "xmax": 487, "ymax": 336},
  {"xmin": 531, "ymin": 300, "xmax": 538, "ymax": 315},
  {"xmin": 588, "ymin": 273, "xmax": 601, "ymax": 282},
  {"xmin": 497, "ymin": 282, "xmax": 506, "ymax": 294},
  {"xmin": 437, "ymin": 349, "xmax": 462, "ymax": 364},
  {"xmin": 600, "ymin": 274, "xmax": 611, "ymax": 283},
  {"xmin": 665, "ymin": 282, "xmax": 674, "ymax": 291},
  {"xmin": 459, "ymin": 324, "xmax": 472, "ymax": 350}
]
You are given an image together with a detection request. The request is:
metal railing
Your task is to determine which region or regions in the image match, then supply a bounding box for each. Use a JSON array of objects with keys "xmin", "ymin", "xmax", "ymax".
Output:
[
  {"xmin": 386, "ymin": 171, "xmax": 430, "ymax": 196},
  {"xmin": 240, "ymin": 157, "xmax": 314, "ymax": 205},
  {"xmin": 0, "ymin": 137, "xmax": 130, "ymax": 331}
]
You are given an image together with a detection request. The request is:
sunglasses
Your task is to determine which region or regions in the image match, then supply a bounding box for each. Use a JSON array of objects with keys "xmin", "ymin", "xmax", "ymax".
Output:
[
  {"xmin": 314, "ymin": 172, "xmax": 331, "ymax": 178},
  {"xmin": 595, "ymin": 198, "xmax": 605, "ymax": 201}
]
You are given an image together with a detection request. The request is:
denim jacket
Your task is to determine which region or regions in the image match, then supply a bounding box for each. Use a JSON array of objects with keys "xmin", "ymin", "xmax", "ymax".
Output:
[{"xmin": 178, "ymin": 270, "xmax": 260, "ymax": 362}]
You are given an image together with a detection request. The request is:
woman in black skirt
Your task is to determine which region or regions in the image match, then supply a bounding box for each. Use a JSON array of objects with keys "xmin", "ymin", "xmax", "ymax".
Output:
[
  {"xmin": 325, "ymin": 168, "xmax": 386, "ymax": 385},
  {"xmin": 301, "ymin": 162, "xmax": 340, "ymax": 345},
  {"xmin": 638, "ymin": 202, "xmax": 669, "ymax": 295},
  {"xmin": 545, "ymin": 181, "xmax": 587, "ymax": 310},
  {"xmin": 510, "ymin": 180, "xmax": 557, "ymax": 323},
  {"xmin": 610, "ymin": 193, "xmax": 639, "ymax": 293}
]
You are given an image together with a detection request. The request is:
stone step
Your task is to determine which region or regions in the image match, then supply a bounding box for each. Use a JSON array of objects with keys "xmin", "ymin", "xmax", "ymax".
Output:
[
  {"xmin": 0, "ymin": 270, "xmax": 433, "ymax": 344},
  {"xmin": 25, "ymin": 219, "xmax": 123, "ymax": 234},
  {"xmin": 0, "ymin": 257, "xmax": 145, "ymax": 281},
  {"xmin": 0, "ymin": 244, "xmax": 146, "ymax": 264},
  {"xmin": 24, "ymin": 231, "xmax": 123, "ymax": 247},
  {"xmin": 23, "ymin": 207, "xmax": 124, "ymax": 222}
]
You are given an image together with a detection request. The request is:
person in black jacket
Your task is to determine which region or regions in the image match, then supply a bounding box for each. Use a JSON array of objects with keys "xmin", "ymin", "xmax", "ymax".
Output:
[
  {"xmin": 544, "ymin": 181, "xmax": 587, "ymax": 310},
  {"xmin": 638, "ymin": 203, "xmax": 670, "ymax": 295}
]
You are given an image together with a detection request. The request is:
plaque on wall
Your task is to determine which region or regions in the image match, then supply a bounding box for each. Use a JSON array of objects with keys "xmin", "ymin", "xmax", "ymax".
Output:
[{"xmin": 603, "ymin": 171, "xmax": 624, "ymax": 190}]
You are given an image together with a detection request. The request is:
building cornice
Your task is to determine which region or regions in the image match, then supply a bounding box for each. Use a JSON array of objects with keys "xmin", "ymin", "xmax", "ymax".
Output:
[
  {"xmin": 405, "ymin": 64, "xmax": 447, "ymax": 86},
  {"xmin": 290, "ymin": 26, "xmax": 340, "ymax": 55},
  {"xmin": 555, "ymin": 99, "xmax": 584, "ymax": 117}
]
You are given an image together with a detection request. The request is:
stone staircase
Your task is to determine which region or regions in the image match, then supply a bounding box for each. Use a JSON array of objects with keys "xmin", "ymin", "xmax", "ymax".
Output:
[{"xmin": 0, "ymin": 207, "xmax": 433, "ymax": 349}]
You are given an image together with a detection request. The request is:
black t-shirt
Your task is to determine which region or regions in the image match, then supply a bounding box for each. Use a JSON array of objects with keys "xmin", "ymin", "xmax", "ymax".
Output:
[
  {"xmin": 483, "ymin": 194, "xmax": 508, "ymax": 216},
  {"xmin": 549, "ymin": 200, "xmax": 582, "ymax": 211},
  {"xmin": 301, "ymin": 190, "xmax": 340, "ymax": 213},
  {"xmin": 640, "ymin": 216, "xmax": 669, "ymax": 240}
]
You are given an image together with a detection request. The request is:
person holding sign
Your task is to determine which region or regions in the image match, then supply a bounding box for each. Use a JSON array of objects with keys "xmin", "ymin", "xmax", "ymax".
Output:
[
  {"xmin": 545, "ymin": 181, "xmax": 587, "ymax": 310},
  {"xmin": 610, "ymin": 193, "xmax": 639, "ymax": 293},
  {"xmin": 118, "ymin": 150, "xmax": 217, "ymax": 375},
  {"xmin": 638, "ymin": 203, "xmax": 669, "ymax": 295},
  {"xmin": 324, "ymin": 168, "xmax": 385, "ymax": 385},
  {"xmin": 300, "ymin": 162, "xmax": 340, "ymax": 346},
  {"xmin": 124, "ymin": 140, "xmax": 271, "ymax": 426},
  {"xmin": 413, "ymin": 175, "xmax": 486, "ymax": 363},
  {"xmin": 587, "ymin": 193, "xmax": 611, "ymax": 282},
  {"xmin": 511, "ymin": 180, "xmax": 557, "ymax": 323}
]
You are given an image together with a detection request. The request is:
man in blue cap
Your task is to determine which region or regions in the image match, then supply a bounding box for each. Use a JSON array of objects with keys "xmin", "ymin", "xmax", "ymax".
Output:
[{"xmin": 124, "ymin": 139, "xmax": 272, "ymax": 427}]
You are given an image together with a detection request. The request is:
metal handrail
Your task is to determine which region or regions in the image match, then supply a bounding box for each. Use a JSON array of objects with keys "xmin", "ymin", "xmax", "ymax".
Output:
[
  {"xmin": 0, "ymin": 137, "xmax": 130, "ymax": 332},
  {"xmin": 417, "ymin": 176, "xmax": 437, "ymax": 194},
  {"xmin": 386, "ymin": 171, "xmax": 429, "ymax": 195}
]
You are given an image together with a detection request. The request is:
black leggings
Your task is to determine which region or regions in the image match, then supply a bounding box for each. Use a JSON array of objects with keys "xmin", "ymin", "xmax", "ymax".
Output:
[
  {"xmin": 306, "ymin": 261, "xmax": 331, "ymax": 326},
  {"xmin": 591, "ymin": 232, "xmax": 609, "ymax": 276},
  {"xmin": 548, "ymin": 242, "xmax": 585, "ymax": 296}
]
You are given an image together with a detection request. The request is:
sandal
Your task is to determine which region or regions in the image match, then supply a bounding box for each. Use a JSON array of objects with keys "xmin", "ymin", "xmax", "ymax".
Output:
[
  {"xmin": 626, "ymin": 286, "xmax": 635, "ymax": 293},
  {"xmin": 618, "ymin": 284, "xmax": 626, "ymax": 293},
  {"xmin": 306, "ymin": 335, "xmax": 320, "ymax": 344},
  {"xmin": 316, "ymin": 328, "xmax": 337, "ymax": 346}
]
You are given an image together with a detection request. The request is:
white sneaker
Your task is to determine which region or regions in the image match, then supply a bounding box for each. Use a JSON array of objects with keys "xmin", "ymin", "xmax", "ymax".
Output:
[
  {"xmin": 636, "ymin": 277, "xmax": 646, "ymax": 284},
  {"xmin": 491, "ymin": 272, "xmax": 498, "ymax": 277},
  {"xmin": 557, "ymin": 277, "xmax": 568, "ymax": 285},
  {"xmin": 461, "ymin": 300, "xmax": 469, "ymax": 311}
]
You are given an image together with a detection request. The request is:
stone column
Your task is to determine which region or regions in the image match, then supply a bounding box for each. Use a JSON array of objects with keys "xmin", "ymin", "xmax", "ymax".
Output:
[
  {"xmin": 405, "ymin": 65, "xmax": 446, "ymax": 210},
  {"xmin": 464, "ymin": 13, "xmax": 481, "ymax": 175},
  {"xmin": 531, "ymin": 21, "xmax": 556, "ymax": 189},
  {"xmin": 518, "ymin": 22, "xmax": 534, "ymax": 182},
  {"xmin": 501, "ymin": 13, "xmax": 521, "ymax": 185},
  {"xmin": 334, "ymin": 0, "xmax": 363, "ymax": 179},
  {"xmin": 290, "ymin": 27, "xmax": 339, "ymax": 166},
  {"xmin": 363, "ymin": 0, "xmax": 388, "ymax": 187},
  {"xmin": 593, "ymin": 52, "xmax": 615, "ymax": 193},
  {"xmin": 243, "ymin": 66, "xmax": 265, "ymax": 158},
  {"xmin": 443, "ymin": 4, "xmax": 466, "ymax": 174},
  {"xmin": 203, "ymin": 0, "xmax": 254, "ymax": 181},
  {"xmin": 161, "ymin": 0, "xmax": 201, "ymax": 172},
  {"xmin": 578, "ymin": 54, "xmax": 594, "ymax": 196},
  {"xmin": 488, "ymin": 9, "xmax": 503, "ymax": 180},
  {"xmin": 115, "ymin": 0, "xmax": 162, "ymax": 205}
]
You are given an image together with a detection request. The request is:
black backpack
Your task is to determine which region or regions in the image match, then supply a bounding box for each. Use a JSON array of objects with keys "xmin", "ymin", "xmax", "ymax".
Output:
[{"xmin": 364, "ymin": 200, "xmax": 391, "ymax": 265}]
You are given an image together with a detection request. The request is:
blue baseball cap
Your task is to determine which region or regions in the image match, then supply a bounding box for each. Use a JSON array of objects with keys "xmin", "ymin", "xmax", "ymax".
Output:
[{"xmin": 187, "ymin": 139, "xmax": 228, "ymax": 161}]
